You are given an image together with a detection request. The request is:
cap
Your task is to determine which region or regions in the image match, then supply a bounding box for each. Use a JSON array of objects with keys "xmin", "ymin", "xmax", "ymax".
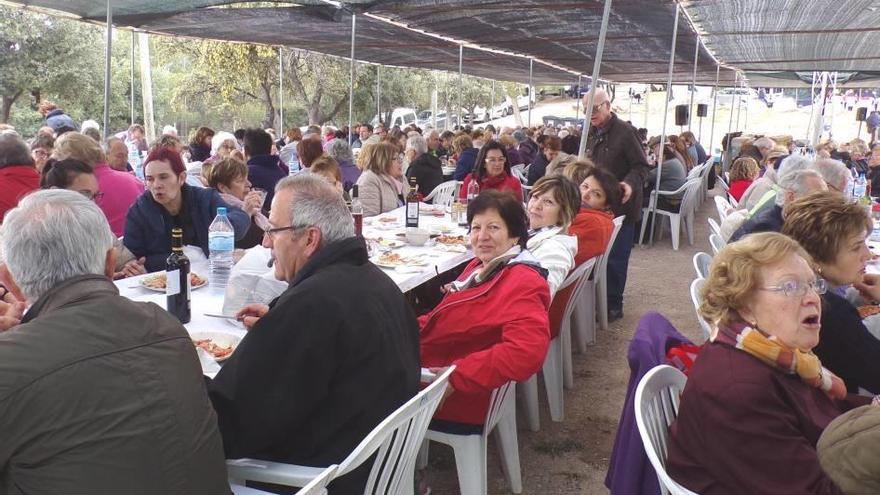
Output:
[
  {"xmin": 217, "ymin": 207, "xmax": 227, "ymax": 216},
  {"xmin": 767, "ymin": 145, "xmax": 790, "ymax": 160}
]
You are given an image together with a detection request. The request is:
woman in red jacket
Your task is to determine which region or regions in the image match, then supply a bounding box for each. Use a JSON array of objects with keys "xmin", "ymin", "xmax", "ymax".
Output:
[
  {"xmin": 420, "ymin": 190, "xmax": 550, "ymax": 431},
  {"xmin": 458, "ymin": 140, "xmax": 524, "ymax": 202},
  {"xmin": 728, "ymin": 156, "xmax": 760, "ymax": 202}
]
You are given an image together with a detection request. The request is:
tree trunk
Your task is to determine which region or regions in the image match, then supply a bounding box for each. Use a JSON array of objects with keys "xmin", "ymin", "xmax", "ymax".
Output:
[
  {"xmin": 505, "ymin": 89, "xmax": 524, "ymax": 127},
  {"xmin": 261, "ymin": 81, "xmax": 275, "ymax": 129},
  {"xmin": 1, "ymin": 90, "xmax": 22, "ymax": 123}
]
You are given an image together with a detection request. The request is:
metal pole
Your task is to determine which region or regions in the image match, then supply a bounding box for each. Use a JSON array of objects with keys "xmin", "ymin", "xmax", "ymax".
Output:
[
  {"xmin": 458, "ymin": 45, "xmax": 463, "ymax": 128},
  {"xmin": 806, "ymin": 72, "xmax": 818, "ymax": 142},
  {"xmin": 102, "ymin": 0, "xmax": 113, "ymax": 139},
  {"xmin": 376, "ymin": 65, "xmax": 381, "ymax": 125},
  {"xmin": 812, "ymin": 72, "xmax": 829, "ymax": 145},
  {"xmin": 708, "ymin": 64, "xmax": 720, "ymax": 155},
  {"xmin": 346, "ymin": 14, "xmax": 356, "ymax": 137},
  {"xmin": 278, "ymin": 47, "xmax": 284, "ymax": 136},
  {"xmin": 727, "ymin": 72, "xmax": 737, "ymax": 144},
  {"xmin": 735, "ymin": 78, "xmax": 743, "ymax": 130},
  {"xmin": 648, "ymin": 2, "xmax": 680, "ymax": 246},
  {"xmin": 130, "ymin": 31, "xmax": 135, "ymax": 125},
  {"xmin": 490, "ymin": 79, "xmax": 496, "ymax": 123},
  {"xmin": 688, "ymin": 33, "xmax": 699, "ymax": 133},
  {"xmin": 578, "ymin": 0, "xmax": 614, "ymax": 158},
  {"xmin": 528, "ymin": 58, "xmax": 533, "ymax": 128},
  {"xmin": 575, "ymin": 75, "xmax": 582, "ymax": 122}
]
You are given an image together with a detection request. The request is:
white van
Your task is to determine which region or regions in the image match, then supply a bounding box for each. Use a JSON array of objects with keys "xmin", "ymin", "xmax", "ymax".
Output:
[{"xmin": 372, "ymin": 108, "xmax": 418, "ymax": 128}]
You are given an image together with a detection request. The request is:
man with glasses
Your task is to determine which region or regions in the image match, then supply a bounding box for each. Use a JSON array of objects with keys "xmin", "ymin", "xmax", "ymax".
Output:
[
  {"xmin": 207, "ymin": 174, "xmax": 420, "ymax": 493},
  {"xmin": 0, "ymin": 132, "xmax": 40, "ymax": 224},
  {"xmin": 583, "ymin": 88, "xmax": 649, "ymax": 322}
]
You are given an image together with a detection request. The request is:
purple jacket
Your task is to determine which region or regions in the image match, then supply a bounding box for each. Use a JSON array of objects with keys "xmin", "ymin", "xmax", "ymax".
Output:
[
  {"xmin": 506, "ymin": 147, "xmax": 526, "ymax": 167},
  {"xmin": 605, "ymin": 312, "xmax": 691, "ymax": 495},
  {"xmin": 247, "ymin": 155, "xmax": 288, "ymax": 213},
  {"xmin": 339, "ymin": 159, "xmax": 361, "ymax": 193},
  {"xmin": 518, "ymin": 139, "xmax": 539, "ymax": 167}
]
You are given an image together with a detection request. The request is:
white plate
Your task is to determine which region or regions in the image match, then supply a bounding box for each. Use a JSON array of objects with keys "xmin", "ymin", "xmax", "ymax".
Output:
[
  {"xmin": 373, "ymin": 255, "xmax": 429, "ymax": 268},
  {"xmin": 140, "ymin": 272, "xmax": 208, "ymax": 292},
  {"xmin": 190, "ymin": 332, "xmax": 241, "ymax": 362}
]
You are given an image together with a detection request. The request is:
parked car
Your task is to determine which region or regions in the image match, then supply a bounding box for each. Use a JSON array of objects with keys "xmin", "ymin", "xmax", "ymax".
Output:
[
  {"xmin": 417, "ymin": 110, "xmax": 459, "ymax": 129},
  {"xmin": 715, "ymin": 88, "xmax": 760, "ymax": 108},
  {"xmin": 372, "ymin": 107, "xmax": 418, "ymax": 128}
]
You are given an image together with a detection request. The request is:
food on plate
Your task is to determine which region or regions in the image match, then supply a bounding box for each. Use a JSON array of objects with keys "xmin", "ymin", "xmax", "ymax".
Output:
[
  {"xmin": 858, "ymin": 305, "xmax": 880, "ymax": 319},
  {"xmin": 378, "ymin": 216, "xmax": 398, "ymax": 223},
  {"xmin": 141, "ymin": 272, "xmax": 206, "ymax": 290},
  {"xmin": 193, "ymin": 338, "xmax": 235, "ymax": 360},
  {"xmin": 375, "ymin": 252, "xmax": 427, "ymax": 267},
  {"xmin": 436, "ymin": 234, "xmax": 468, "ymax": 246}
]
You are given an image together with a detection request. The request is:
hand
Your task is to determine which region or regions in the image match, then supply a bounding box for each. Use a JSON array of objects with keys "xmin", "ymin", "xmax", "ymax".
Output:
[
  {"xmin": 243, "ymin": 191, "xmax": 263, "ymax": 217},
  {"xmin": 855, "ymin": 273, "xmax": 880, "ymax": 303},
  {"xmin": 113, "ymin": 257, "xmax": 146, "ymax": 280},
  {"xmin": 0, "ymin": 294, "xmax": 25, "ymax": 332},
  {"xmin": 0, "ymin": 264, "xmax": 25, "ymax": 303},
  {"xmin": 235, "ymin": 303, "xmax": 270, "ymax": 330},
  {"xmin": 427, "ymin": 366, "xmax": 455, "ymax": 408},
  {"xmin": 620, "ymin": 182, "xmax": 633, "ymax": 204},
  {"xmin": 440, "ymin": 283, "xmax": 453, "ymax": 294}
]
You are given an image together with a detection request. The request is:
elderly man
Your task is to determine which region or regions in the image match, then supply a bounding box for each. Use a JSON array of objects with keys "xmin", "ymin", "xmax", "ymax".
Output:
[
  {"xmin": 0, "ymin": 190, "xmax": 228, "ymax": 494},
  {"xmin": 208, "ymin": 175, "xmax": 420, "ymax": 494},
  {"xmin": 583, "ymin": 88, "xmax": 649, "ymax": 321},
  {"xmin": 105, "ymin": 136, "xmax": 133, "ymax": 173},
  {"xmin": 730, "ymin": 168, "xmax": 827, "ymax": 242},
  {"xmin": 814, "ymin": 157, "xmax": 851, "ymax": 194},
  {"xmin": 405, "ymin": 133, "xmax": 444, "ymax": 199},
  {"xmin": 0, "ymin": 133, "xmax": 40, "ymax": 222},
  {"xmin": 426, "ymin": 129, "xmax": 446, "ymax": 159}
]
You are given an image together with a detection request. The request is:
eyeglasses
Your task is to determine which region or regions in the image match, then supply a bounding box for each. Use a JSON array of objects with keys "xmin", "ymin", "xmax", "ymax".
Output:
[
  {"xmin": 760, "ymin": 278, "xmax": 827, "ymax": 298},
  {"xmin": 591, "ymin": 101, "xmax": 609, "ymax": 114},
  {"xmin": 485, "ymin": 157, "xmax": 506, "ymax": 164},
  {"xmin": 263, "ymin": 223, "xmax": 311, "ymax": 240}
]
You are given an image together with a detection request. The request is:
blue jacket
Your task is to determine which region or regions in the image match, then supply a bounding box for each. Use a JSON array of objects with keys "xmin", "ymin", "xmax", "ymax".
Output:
[
  {"xmin": 453, "ymin": 148, "xmax": 479, "ymax": 181},
  {"xmin": 123, "ymin": 184, "xmax": 251, "ymax": 272},
  {"xmin": 45, "ymin": 109, "xmax": 76, "ymax": 132},
  {"xmin": 247, "ymin": 155, "xmax": 288, "ymax": 213}
]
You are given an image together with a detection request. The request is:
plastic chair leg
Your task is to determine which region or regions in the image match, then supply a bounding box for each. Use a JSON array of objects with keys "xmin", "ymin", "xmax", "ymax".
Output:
[
  {"xmin": 670, "ymin": 214, "xmax": 681, "ymax": 250},
  {"xmin": 597, "ymin": 276, "xmax": 608, "ymax": 331},
  {"xmin": 561, "ymin": 321, "xmax": 574, "ymax": 389},
  {"xmin": 450, "ymin": 435, "xmax": 486, "ymax": 495},
  {"xmin": 572, "ymin": 281, "xmax": 596, "ymax": 351},
  {"xmin": 543, "ymin": 337, "xmax": 564, "ymax": 422},
  {"xmin": 494, "ymin": 407, "xmax": 523, "ymax": 494},
  {"xmin": 416, "ymin": 439, "xmax": 429, "ymax": 470},
  {"xmin": 517, "ymin": 377, "xmax": 540, "ymax": 432},
  {"xmin": 638, "ymin": 209, "xmax": 650, "ymax": 245},
  {"xmin": 686, "ymin": 212, "xmax": 695, "ymax": 246}
]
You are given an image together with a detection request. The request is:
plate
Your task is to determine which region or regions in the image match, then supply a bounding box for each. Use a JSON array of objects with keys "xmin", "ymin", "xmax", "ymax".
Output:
[
  {"xmin": 370, "ymin": 237, "xmax": 406, "ymax": 249},
  {"xmin": 140, "ymin": 272, "xmax": 208, "ymax": 292},
  {"xmin": 373, "ymin": 253, "xmax": 430, "ymax": 268},
  {"xmin": 191, "ymin": 332, "xmax": 241, "ymax": 362},
  {"xmin": 435, "ymin": 234, "xmax": 469, "ymax": 246}
]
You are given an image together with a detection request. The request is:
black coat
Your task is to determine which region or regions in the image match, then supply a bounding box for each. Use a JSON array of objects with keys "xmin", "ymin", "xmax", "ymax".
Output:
[
  {"xmin": 816, "ymin": 291, "xmax": 880, "ymax": 394},
  {"xmin": 208, "ymin": 237, "xmax": 420, "ymax": 494},
  {"xmin": 406, "ymin": 153, "xmax": 444, "ymax": 199},
  {"xmin": 729, "ymin": 203, "xmax": 783, "ymax": 243},
  {"xmin": 527, "ymin": 151, "xmax": 549, "ymax": 186},
  {"xmin": 585, "ymin": 113, "xmax": 650, "ymax": 223}
]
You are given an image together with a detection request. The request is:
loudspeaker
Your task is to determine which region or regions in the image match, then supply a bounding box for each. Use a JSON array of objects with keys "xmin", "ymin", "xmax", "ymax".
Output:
[
  {"xmin": 696, "ymin": 104, "xmax": 708, "ymax": 117},
  {"xmin": 857, "ymin": 107, "xmax": 868, "ymax": 121},
  {"xmin": 675, "ymin": 104, "xmax": 689, "ymax": 126}
]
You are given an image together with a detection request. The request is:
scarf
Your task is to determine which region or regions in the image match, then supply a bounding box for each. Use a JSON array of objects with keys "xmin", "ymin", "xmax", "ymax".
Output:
[
  {"xmin": 218, "ymin": 192, "xmax": 271, "ymax": 232},
  {"xmin": 448, "ymin": 245, "xmax": 522, "ymax": 292},
  {"xmin": 714, "ymin": 321, "xmax": 847, "ymax": 400}
]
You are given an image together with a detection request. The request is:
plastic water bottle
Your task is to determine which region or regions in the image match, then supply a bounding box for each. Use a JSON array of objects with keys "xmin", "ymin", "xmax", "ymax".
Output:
[
  {"xmin": 853, "ymin": 172, "xmax": 867, "ymax": 203},
  {"xmin": 128, "ymin": 141, "xmax": 144, "ymax": 180},
  {"xmin": 466, "ymin": 179, "xmax": 480, "ymax": 204},
  {"xmin": 288, "ymin": 155, "xmax": 300, "ymax": 175},
  {"xmin": 208, "ymin": 207, "xmax": 235, "ymax": 287}
]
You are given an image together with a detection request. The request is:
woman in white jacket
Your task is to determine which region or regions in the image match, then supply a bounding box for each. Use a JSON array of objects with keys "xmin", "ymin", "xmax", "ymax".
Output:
[{"xmin": 526, "ymin": 175, "xmax": 580, "ymax": 297}]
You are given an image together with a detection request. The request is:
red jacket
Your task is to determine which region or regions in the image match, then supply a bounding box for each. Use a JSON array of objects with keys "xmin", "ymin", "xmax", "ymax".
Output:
[
  {"xmin": 419, "ymin": 258, "xmax": 550, "ymax": 425},
  {"xmin": 0, "ymin": 165, "xmax": 40, "ymax": 223},
  {"xmin": 548, "ymin": 208, "xmax": 614, "ymax": 336},
  {"xmin": 458, "ymin": 173, "xmax": 523, "ymax": 202},
  {"xmin": 728, "ymin": 179, "xmax": 753, "ymax": 202}
]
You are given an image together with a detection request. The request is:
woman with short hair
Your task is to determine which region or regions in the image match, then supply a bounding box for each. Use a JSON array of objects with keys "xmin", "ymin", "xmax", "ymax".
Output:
[
  {"xmin": 458, "ymin": 140, "xmax": 523, "ymax": 202},
  {"xmin": 325, "ymin": 138, "xmax": 360, "ymax": 192},
  {"xmin": 667, "ymin": 231, "xmax": 868, "ymax": 494},
  {"xmin": 452, "ymin": 134, "xmax": 479, "ymax": 181},
  {"xmin": 355, "ymin": 142, "xmax": 406, "ymax": 217},
  {"xmin": 728, "ymin": 156, "xmax": 761, "ymax": 202},
  {"xmin": 206, "ymin": 157, "xmax": 268, "ymax": 249},
  {"xmin": 526, "ymin": 175, "xmax": 579, "ymax": 297},
  {"xmin": 296, "ymin": 138, "xmax": 324, "ymax": 171},
  {"xmin": 188, "ymin": 126, "xmax": 215, "ymax": 162},
  {"xmin": 309, "ymin": 155, "xmax": 347, "ymax": 198}
]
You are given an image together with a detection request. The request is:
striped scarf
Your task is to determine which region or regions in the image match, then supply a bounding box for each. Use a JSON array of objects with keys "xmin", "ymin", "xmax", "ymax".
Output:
[{"xmin": 714, "ymin": 321, "xmax": 847, "ymax": 400}]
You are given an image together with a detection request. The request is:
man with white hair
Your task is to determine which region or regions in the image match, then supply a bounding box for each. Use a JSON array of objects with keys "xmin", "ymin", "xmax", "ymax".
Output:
[
  {"xmin": 405, "ymin": 133, "xmax": 444, "ymax": 198},
  {"xmin": 208, "ymin": 175, "xmax": 419, "ymax": 493},
  {"xmin": 730, "ymin": 167, "xmax": 827, "ymax": 242},
  {"xmin": 0, "ymin": 190, "xmax": 228, "ymax": 493},
  {"xmin": 814, "ymin": 157, "xmax": 851, "ymax": 194}
]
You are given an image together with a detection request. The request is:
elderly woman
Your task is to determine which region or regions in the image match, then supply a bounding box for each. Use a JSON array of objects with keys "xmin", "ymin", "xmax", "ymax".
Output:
[
  {"xmin": 499, "ymin": 134, "xmax": 525, "ymax": 167},
  {"xmin": 666, "ymin": 231, "xmax": 869, "ymax": 493},
  {"xmin": 42, "ymin": 158, "xmax": 145, "ymax": 279},
  {"xmin": 206, "ymin": 131, "xmax": 237, "ymax": 164},
  {"xmin": 727, "ymin": 156, "xmax": 760, "ymax": 202},
  {"xmin": 309, "ymin": 155, "xmax": 347, "ymax": 198},
  {"xmin": 124, "ymin": 146, "xmax": 250, "ymax": 272},
  {"xmin": 53, "ymin": 132, "xmax": 144, "ymax": 237},
  {"xmin": 526, "ymin": 175, "xmax": 579, "ymax": 297},
  {"xmin": 451, "ymin": 134, "xmax": 479, "ymax": 181},
  {"xmin": 30, "ymin": 133, "xmax": 54, "ymax": 173},
  {"xmin": 355, "ymin": 142, "xmax": 405, "ymax": 217},
  {"xmin": 458, "ymin": 140, "xmax": 523, "ymax": 202},
  {"xmin": 645, "ymin": 137, "xmax": 687, "ymax": 209},
  {"xmin": 325, "ymin": 138, "xmax": 360, "ymax": 192},
  {"xmin": 404, "ymin": 133, "xmax": 443, "ymax": 200},
  {"xmin": 188, "ymin": 126, "xmax": 215, "ymax": 162},
  {"xmin": 296, "ymin": 137, "xmax": 324, "ymax": 172},
  {"xmin": 420, "ymin": 190, "xmax": 550, "ymax": 432},
  {"xmin": 205, "ymin": 157, "xmax": 268, "ymax": 249},
  {"xmin": 782, "ymin": 191, "xmax": 880, "ymax": 394}
]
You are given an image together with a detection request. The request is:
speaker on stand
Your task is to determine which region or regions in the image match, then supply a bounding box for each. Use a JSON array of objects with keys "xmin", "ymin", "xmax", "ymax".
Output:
[
  {"xmin": 857, "ymin": 106, "xmax": 867, "ymax": 139},
  {"xmin": 675, "ymin": 104, "xmax": 689, "ymax": 134},
  {"xmin": 696, "ymin": 103, "xmax": 708, "ymax": 141}
]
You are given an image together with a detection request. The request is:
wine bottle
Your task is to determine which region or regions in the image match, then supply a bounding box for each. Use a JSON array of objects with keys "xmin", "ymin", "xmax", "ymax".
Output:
[
  {"xmin": 351, "ymin": 184, "xmax": 364, "ymax": 236},
  {"xmin": 406, "ymin": 177, "xmax": 419, "ymax": 228},
  {"xmin": 166, "ymin": 227, "xmax": 191, "ymax": 324}
]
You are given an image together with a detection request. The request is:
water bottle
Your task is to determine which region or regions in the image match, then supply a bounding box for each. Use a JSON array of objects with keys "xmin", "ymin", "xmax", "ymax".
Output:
[
  {"xmin": 128, "ymin": 141, "xmax": 144, "ymax": 180},
  {"xmin": 853, "ymin": 172, "xmax": 867, "ymax": 203},
  {"xmin": 466, "ymin": 179, "xmax": 480, "ymax": 204},
  {"xmin": 208, "ymin": 207, "xmax": 235, "ymax": 287}
]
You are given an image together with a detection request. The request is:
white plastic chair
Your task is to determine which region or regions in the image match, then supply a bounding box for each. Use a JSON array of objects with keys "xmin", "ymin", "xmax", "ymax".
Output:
[
  {"xmin": 698, "ymin": 160, "xmax": 713, "ymax": 203},
  {"xmin": 634, "ymin": 365, "xmax": 699, "ymax": 495},
  {"xmin": 230, "ymin": 465, "xmax": 337, "ymax": 495},
  {"xmin": 423, "ymin": 180, "xmax": 458, "ymax": 207},
  {"xmin": 709, "ymin": 233, "xmax": 726, "ymax": 255},
  {"xmin": 418, "ymin": 381, "xmax": 522, "ymax": 494},
  {"xmin": 511, "ymin": 164, "xmax": 527, "ymax": 183},
  {"xmin": 692, "ymin": 252, "xmax": 712, "ymax": 280},
  {"xmin": 639, "ymin": 178, "xmax": 702, "ymax": 250},
  {"xmin": 227, "ymin": 367, "xmax": 455, "ymax": 495},
  {"xmin": 707, "ymin": 217, "xmax": 721, "ymax": 238},
  {"xmin": 689, "ymin": 278, "xmax": 712, "ymax": 342},
  {"xmin": 728, "ymin": 194, "xmax": 739, "ymax": 208},
  {"xmin": 714, "ymin": 196, "xmax": 731, "ymax": 221},
  {"xmin": 520, "ymin": 257, "xmax": 596, "ymax": 430},
  {"xmin": 685, "ymin": 163, "xmax": 704, "ymax": 180}
]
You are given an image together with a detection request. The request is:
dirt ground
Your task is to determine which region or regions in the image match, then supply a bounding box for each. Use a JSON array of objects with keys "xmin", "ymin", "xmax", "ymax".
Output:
[{"xmin": 421, "ymin": 186, "xmax": 718, "ymax": 494}]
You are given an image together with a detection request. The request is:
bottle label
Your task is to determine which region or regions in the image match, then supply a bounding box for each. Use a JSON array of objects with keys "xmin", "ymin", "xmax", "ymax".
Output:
[
  {"xmin": 209, "ymin": 233, "xmax": 234, "ymax": 252},
  {"xmin": 166, "ymin": 269, "xmax": 180, "ymax": 296},
  {"xmin": 406, "ymin": 202, "xmax": 419, "ymax": 225}
]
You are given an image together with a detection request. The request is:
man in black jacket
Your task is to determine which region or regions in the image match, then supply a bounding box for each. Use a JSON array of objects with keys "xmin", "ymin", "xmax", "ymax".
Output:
[
  {"xmin": 208, "ymin": 174, "xmax": 420, "ymax": 494},
  {"xmin": 584, "ymin": 88, "xmax": 650, "ymax": 321}
]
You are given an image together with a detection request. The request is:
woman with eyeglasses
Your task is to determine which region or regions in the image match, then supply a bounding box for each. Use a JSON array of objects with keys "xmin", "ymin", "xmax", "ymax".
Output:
[
  {"xmin": 782, "ymin": 191, "xmax": 880, "ymax": 394},
  {"xmin": 355, "ymin": 142, "xmax": 407, "ymax": 217},
  {"xmin": 458, "ymin": 140, "xmax": 523, "ymax": 202},
  {"xmin": 666, "ymin": 231, "xmax": 869, "ymax": 494}
]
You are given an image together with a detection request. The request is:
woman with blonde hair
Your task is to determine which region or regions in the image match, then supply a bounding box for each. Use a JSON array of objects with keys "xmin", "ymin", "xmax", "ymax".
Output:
[
  {"xmin": 354, "ymin": 141, "xmax": 406, "ymax": 216},
  {"xmin": 727, "ymin": 156, "xmax": 761, "ymax": 202}
]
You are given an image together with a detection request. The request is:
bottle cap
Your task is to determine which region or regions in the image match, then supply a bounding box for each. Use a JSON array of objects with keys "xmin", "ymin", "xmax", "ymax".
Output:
[{"xmin": 217, "ymin": 207, "xmax": 227, "ymax": 215}]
